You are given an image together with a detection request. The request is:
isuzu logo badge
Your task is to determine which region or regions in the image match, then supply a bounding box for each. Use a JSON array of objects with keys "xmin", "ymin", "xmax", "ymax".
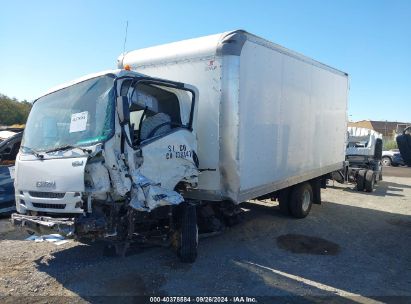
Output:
[
  {"xmin": 72, "ymin": 160, "xmax": 84, "ymax": 167},
  {"xmin": 36, "ymin": 181, "xmax": 56, "ymax": 188}
]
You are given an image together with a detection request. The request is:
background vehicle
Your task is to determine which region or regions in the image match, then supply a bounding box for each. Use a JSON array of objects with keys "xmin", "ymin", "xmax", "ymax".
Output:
[
  {"xmin": 0, "ymin": 166, "xmax": 15, "ymax": 214},
  {"xmin": 0, "ymin": 130, "xmax": 23, "ymax": 214},
  {"xmin": 0, "ymin": 130, "xmax": 23, "ymax": 161},
  {"xmin": 333, "ymin": 127, "xmax": 382, "ymax": 192},
  {"xmin": 0, "ymin": 127, "xmax": 23, "ymax": 143},
  {"xmin": 12, "ymin": 30, "xmax": 348, "ymax": 262},
  {"xmin": 382, "ymin": 149, "xmax": 405, "ymax": 167},
  {"xmin": 392, "ymin": 153, "xmax": 405, "ymax": 166}
]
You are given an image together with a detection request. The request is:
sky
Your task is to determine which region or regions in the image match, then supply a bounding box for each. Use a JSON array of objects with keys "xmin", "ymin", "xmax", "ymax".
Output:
[{"xmin": 0, "ymin": 0, "xmax": 410, "ymax": 122}]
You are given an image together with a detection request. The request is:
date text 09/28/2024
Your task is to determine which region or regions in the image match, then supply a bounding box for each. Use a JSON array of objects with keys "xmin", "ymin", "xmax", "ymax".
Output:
[{"xmin": 149, "ymin": 296, "xmax": 257, "ymax": 303}]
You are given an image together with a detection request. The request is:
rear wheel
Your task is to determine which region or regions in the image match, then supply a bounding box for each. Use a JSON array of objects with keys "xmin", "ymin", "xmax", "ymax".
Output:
[
  {"xmin": 289, "ymin": 183, "xmax": 313, "ymax": 218},
  {"xmin": 364, "ymin": 170, "xmax": 376, "ymax": 192},
  {"xmin": 175, "ymin": 203, "xmax": 198, "ymax": 263},
  {"xmin": 356, "ymin": 170, "xmax": 366, "ymax": 191}
]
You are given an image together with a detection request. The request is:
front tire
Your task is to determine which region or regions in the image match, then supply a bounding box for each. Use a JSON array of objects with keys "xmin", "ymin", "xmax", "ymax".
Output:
[
  {"xmin": 177, "ymin": 203, "xmax": 198, "ymax": 263},
  {"xmin": 289, "ymin": 182, "xmax": 313, "ymax": 218}
]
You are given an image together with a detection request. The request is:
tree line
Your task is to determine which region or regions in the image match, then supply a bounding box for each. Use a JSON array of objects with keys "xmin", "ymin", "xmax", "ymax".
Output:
[{"xmin": 0, "ymin": 93, "xmax": 32, "ymax": 126}]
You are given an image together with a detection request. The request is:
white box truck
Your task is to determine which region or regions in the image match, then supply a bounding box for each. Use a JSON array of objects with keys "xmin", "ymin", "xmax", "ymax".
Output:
[{"xmin": 12, "ymin": 30, "xmax": 348, "ymax": 262}]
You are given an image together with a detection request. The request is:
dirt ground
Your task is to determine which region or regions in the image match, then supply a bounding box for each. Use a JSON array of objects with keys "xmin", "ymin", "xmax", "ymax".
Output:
[{"xmin": 0, "ymin": 167, "xmax": 410, "ymax": 302}]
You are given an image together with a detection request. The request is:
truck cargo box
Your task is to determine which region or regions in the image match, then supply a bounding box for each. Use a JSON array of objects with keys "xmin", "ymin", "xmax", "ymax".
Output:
[{"xmin": 118, "ymin": 30, "xmax": 349, "ymax": 203}]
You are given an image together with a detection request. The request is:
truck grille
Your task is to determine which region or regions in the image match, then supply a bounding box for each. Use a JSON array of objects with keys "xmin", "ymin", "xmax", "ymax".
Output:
[
  {"xmin": 29, "ymin": 191, "xmax": 65, "ymax": 199},
  {"xmin": 32, "ymin": 203, "xmax": 66, "ymax": 209}
]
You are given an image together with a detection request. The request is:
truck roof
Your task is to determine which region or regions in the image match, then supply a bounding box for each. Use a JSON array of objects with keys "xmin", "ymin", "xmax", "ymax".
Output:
[
  {"xmin": 118, "ymin": 29, "xmax": 348, "ymax": 77},
  {"xmin": 36, "ymin": 69, "xmax": 142, "ymax": 101}
]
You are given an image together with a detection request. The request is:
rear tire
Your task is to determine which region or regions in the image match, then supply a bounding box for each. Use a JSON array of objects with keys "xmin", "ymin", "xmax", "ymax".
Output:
[
  {"xmin": 364, "ymin": 170, "xmax": 375, "ymax": 192},
  {"xmin": 356, "ymin": 170, "xmax": 366, "ymax": 191},
  {"xmin": 177, "ymin": 203, "xmax": 198, "ymax": 263},
  {"xmin": 289, "ymin": 183, "xmax": 313, "ymax": 219}
]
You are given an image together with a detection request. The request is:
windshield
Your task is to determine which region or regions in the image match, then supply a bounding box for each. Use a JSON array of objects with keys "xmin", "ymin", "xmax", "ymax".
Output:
[{"xmin": 21, "ymin": 75, "xmax": 115, "ymax": 153}]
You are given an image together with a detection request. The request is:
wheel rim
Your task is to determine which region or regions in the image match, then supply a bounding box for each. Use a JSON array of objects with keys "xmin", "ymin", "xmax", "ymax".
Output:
[
  {"xmin": 302, "ymin": 189, "xmax": 310, "ymax": 212},
  {"xmin": 382, "ymin": 158, "xmax": 390, "ymax": 166}
]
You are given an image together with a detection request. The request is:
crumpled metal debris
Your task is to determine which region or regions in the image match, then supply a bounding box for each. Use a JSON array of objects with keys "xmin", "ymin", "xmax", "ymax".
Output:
[
  {"xmin": 26, "ymin": 234, "xmax": 70, "ymax": 246},
  {"xmin": 130, "ymin": 173, "xmax": 184, "ymax": 211}
]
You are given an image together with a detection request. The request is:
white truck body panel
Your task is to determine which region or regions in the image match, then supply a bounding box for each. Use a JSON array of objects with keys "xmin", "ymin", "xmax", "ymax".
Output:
[{"xmin": 119, "ymin": 30, "xmax": 349, "ymax": 203}]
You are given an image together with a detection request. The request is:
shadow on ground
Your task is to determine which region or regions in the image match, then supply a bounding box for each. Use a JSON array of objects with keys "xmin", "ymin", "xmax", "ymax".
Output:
[
  {"xmin": 330, "ymin": 179, "xmax": 410, "ymax": 197},
  {"xmin": 32, "ymin": 196, "xmax": 411, "ymax": 300}
]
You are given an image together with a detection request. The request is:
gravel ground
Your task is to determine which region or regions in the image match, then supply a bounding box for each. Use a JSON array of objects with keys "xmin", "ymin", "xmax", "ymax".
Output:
[{"xmin": 0, "ymin": 168, "xmax": 410, "ymax": 302}]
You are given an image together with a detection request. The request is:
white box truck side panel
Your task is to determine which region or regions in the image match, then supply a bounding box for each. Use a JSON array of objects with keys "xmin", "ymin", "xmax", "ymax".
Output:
[
  {"xmin": 237, "ymin": 40, "xmax": 348, "ymax": 199},
  {"xmin": 119, "ymin": 30, "xmax": 349, "ymax": 203},
  {"xmin": 128, "ymin": 58, "xmax": 223, "ymax": 194}
]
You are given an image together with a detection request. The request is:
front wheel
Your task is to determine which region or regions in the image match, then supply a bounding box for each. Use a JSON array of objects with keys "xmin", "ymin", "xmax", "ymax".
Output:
[
  {"xmin": 174, "ymin": 203, "xmax": 198, "ymax": 263},
  {"xmin": 289, "ymin": 182, "xmax": 313, "ymax": 218}
]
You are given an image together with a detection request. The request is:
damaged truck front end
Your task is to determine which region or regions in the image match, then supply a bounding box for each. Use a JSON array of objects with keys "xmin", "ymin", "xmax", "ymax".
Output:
[{"xmin": 12, "ymin": 70, "xmax": 200, "ymax": 262}]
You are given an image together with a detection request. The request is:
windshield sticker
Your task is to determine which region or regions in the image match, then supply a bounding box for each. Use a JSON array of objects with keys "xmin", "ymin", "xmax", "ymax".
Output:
[
  {"xmin": 69, "ymin": 111, "xmax": 88, "ymax": 133},
  {"xmin": 8, "ymin": 166, "xmax": 15, "ymax": 180}
]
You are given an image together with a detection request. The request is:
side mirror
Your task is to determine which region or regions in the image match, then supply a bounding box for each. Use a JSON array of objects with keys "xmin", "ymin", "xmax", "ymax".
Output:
[{"xmin": 117, "ymin": 96, "xmax": 130, "ymax": 124}]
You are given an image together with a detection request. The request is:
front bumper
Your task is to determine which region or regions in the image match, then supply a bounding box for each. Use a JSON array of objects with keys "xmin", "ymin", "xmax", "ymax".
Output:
[
  {"xmin": 15, "ymin": 190, "xmax": 84, "ymax": 214},
  {"xmin": 11, "ymin": 213, "xmax": 75, "ymax": 236}
]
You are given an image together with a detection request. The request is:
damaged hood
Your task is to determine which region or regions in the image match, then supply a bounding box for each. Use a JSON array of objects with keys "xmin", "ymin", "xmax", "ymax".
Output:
[{"xmin": 15, "ymin": 156, "xmax": 88, "ymax": 192}]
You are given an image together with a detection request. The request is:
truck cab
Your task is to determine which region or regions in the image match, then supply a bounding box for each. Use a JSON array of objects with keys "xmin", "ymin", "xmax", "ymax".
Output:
[{"xmin": 12, "ymin": 69, "xmax": 200, "ymax": 262}]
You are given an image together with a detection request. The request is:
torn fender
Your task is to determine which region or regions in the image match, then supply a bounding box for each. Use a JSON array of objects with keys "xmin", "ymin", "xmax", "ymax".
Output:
[{"xmin": 130, "ymin": 173, "xmax": 184, "ymax": 211}]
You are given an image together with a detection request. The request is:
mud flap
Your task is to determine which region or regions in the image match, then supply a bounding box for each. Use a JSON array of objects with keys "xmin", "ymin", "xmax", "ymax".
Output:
[
  {"xmin": 311, "ymin": 178, "xmax": 322, "ymax": 204},
  {"xmin": 11, "ymin": 213, "xmax": 74, "ymax": 236}
]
